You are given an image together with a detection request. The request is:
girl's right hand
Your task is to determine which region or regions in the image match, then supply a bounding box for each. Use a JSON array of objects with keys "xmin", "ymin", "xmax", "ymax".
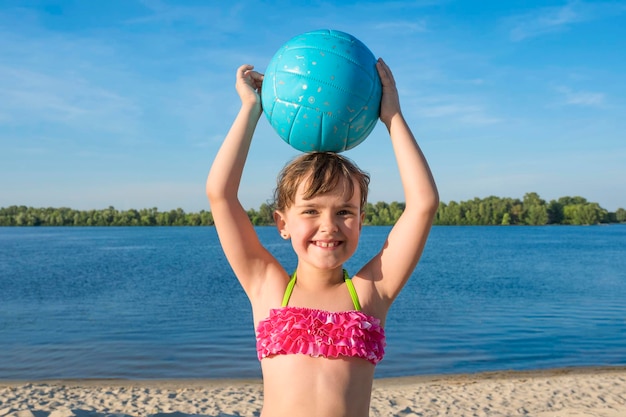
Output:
[
  {"xmin": 236, "ymin": 64, "xmax": 264, "ymax": 107},
  {"xmin": 376, "ymin": 58, "xmax": 402, "ymax": 128}
]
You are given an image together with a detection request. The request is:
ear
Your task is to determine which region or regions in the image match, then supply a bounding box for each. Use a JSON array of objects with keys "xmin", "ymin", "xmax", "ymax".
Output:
[{"xmin": 274, "ymin": 210, "xmax": 290, "ymax": 239}]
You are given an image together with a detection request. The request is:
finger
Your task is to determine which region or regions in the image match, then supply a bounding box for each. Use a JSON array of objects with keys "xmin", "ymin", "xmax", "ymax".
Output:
[
  {"xmin": 249, "ymin": 71, "xmax": 264, "ymax": 82},
  {"xmin": 237, "ymin": 64, "xmax": 254, "ymax": 79},
  {"xmin": 377, "ymin": 58, "xmax": 396, "ymax": 87},
  {"xmin": 376, "ymin": 58, "xmax": 390, "ymax": 77}
]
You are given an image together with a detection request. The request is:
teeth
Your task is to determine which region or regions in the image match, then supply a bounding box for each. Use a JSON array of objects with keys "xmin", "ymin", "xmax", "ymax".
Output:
[{"xmin": 316, "ymin": 241, "xmax": 339, "ymax": 248}]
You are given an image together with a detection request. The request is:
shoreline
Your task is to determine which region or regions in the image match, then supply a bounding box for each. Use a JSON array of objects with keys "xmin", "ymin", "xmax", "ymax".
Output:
[
  {"xmin": 2, "ymin": 364, "xmax": 625, "ymax": 386},
  {"xmin": 1, "ymin": 366, "xmax": 625, "ymax": 416}
]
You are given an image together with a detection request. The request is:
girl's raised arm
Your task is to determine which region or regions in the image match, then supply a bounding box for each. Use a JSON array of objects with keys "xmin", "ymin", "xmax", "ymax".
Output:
[
  {"xmin": 364, "ymin": 58, "xmax": 439, "ymax": 303},
  {"xmin": 206, "ymin": 65, "xmax": 278, "ymax": 296}
]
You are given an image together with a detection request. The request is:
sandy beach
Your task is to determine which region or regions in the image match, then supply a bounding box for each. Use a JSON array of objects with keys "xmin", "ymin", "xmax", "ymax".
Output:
[{"xmin": 1, "ymin": 367, "xmax": 624, "ymax": 417}]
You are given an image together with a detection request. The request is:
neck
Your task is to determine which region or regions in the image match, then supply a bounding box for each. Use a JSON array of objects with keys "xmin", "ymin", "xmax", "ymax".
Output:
[{"xmin": 294, "ymin": 265, "xmax": 345, "ymax": 290}]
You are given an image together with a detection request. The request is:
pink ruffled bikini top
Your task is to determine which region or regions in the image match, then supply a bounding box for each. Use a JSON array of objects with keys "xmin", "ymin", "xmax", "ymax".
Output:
[{"xmin": 256, "ymin": 270, "xmax": 386, "ymax": 365}]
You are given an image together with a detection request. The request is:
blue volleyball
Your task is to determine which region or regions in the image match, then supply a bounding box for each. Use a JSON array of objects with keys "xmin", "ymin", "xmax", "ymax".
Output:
[{"xmin": 261, "ymin": 29, "xmax": 381, "ymax": 153}]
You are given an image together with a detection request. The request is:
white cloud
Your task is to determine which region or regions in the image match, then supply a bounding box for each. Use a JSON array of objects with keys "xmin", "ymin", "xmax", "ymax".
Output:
[
  {"xmin": 506, "ymin": 1, "xmax": 626, "ymax": 41},
  {"xmin": 414, "ymin": 101, "xmax": 501, "ymax": 126},
  {"xmin": 554, "ymin": 86, "xmax": 605, "ymax": 107},
  {"xmin": 0, "ymin": 65, "xmax": 141, "ymax": 128}
]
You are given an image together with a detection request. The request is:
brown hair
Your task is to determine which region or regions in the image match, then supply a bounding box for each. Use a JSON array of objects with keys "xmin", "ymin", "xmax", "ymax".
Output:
[{"xmin": 273, "ymin": 152, "xmax": 370, "ymax": 212}]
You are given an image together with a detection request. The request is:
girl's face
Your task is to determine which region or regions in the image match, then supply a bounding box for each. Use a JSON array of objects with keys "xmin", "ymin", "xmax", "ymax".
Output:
[{"xmin": 275, "ymin": 176, "xmax": 365, "ymax": 271}]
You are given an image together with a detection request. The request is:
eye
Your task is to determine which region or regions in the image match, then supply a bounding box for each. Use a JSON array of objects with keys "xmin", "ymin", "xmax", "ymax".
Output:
[
  {"xmin": 302, "ymin": 209, "xmax": 318, "ymax": 215},
  {"xmin": 337, "ymin": 209, "xmax": 354, "ymax": 216}
]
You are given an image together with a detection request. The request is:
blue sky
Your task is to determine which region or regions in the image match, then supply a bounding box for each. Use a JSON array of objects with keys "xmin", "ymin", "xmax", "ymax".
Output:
[{"xmin": 1, "ymin": 0, "xmax": 625, "ymax": 212}]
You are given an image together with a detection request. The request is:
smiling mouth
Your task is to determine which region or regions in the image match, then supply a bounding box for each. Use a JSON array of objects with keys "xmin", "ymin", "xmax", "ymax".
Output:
[{"xmin": 313, "ymin": 241, "xmax": 342, "ymax": 248}]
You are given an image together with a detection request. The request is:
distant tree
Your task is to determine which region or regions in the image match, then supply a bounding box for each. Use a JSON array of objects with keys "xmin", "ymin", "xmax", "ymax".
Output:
[
  {"xmin": 563, "ymin": 203, "xmax": 606, "ymax": 225},
  {"xmin": 388, "ymin": 202, "xmax": 405, "ymax": 223},
  {"xmin": 258, "ymin": 203, "xmax": 275, "ymax": 225},
  {"xmin": 199, "ymin": 210, "xmax": 214, "ymax": 226},
  {"xmin": 523, "ymin": 192, "xmax": 548, "ymax": 225},
  {"xmin": 140, "ymin": 207, "xmax": 158, "ymax": 226},
  {"xmin": 547, "ymin": 200, "xmax": 564, "ymax": 224},
  {"xmin": 509, "ymin": 201, "xmax": 524, "ymax": 225},
  {"xmin": 558, "ymin": 196, "xmax": 588, "ymax": 206},
  {"xmin": 375, "ymin": 202, "xmax": 392, "ymax": 225},
  {"xmin": 247, "ymin": 208, "xmax": 261, "ymax": 225},
  {"xmin": 434, "ymin": 201, "xmax": 461, "ymax": 225},
  {"xmin": 247, "ymin": 206, "xmax": 274, "ymax": 226}
]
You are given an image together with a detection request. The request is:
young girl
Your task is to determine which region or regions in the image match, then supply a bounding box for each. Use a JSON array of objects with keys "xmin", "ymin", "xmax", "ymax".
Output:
[{"xmin": 206, "ymin": 58, "xmax": 438, "ymax": 417}]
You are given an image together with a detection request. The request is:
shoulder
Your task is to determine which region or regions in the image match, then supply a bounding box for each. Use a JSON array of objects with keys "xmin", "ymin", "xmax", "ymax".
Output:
[
  {"xmin": 248, "ymin": 264, "xmax": 290, "ymax": 326},
  {"xmin": 350, "ymin": 270, "xmax": 390, "ymax": 323}
]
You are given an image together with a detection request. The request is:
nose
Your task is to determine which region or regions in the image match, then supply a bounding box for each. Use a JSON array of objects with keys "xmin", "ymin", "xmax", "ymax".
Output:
[{"xmin": 319, "ymin": 212, "xmax": 339, "ymax": 233}]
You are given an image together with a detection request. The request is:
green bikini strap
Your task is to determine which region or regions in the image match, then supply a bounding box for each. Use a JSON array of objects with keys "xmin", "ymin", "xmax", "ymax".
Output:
[
  {"xmin": 281, "ymin": 271, "xmax": 298, "ymax": 307},
  {"xmin": 344, "ymin": 269, "xmax": 362, "ymax": 311},
  {"xmin": 281, "ymin": 269, "xmax": 362, "ymax": 311}
]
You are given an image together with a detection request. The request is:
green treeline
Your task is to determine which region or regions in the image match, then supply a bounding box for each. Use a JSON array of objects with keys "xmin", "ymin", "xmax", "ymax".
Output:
[
  {"xmin": 1, "ymin": 193, "xmax": 625, "ymax": 227},
  {"xmin": 0, "ymin": 206, "xmax": 214, "ymax": 227},
  {"xmin": 435, "ymin": 193, "xmax": 625, "ymax": 225}
]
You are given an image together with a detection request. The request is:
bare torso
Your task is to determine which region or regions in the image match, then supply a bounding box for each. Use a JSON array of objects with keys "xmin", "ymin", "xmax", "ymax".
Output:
[{"xmin": 260, "ymin": 354, "xmax": 375, "ymax": 417}]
